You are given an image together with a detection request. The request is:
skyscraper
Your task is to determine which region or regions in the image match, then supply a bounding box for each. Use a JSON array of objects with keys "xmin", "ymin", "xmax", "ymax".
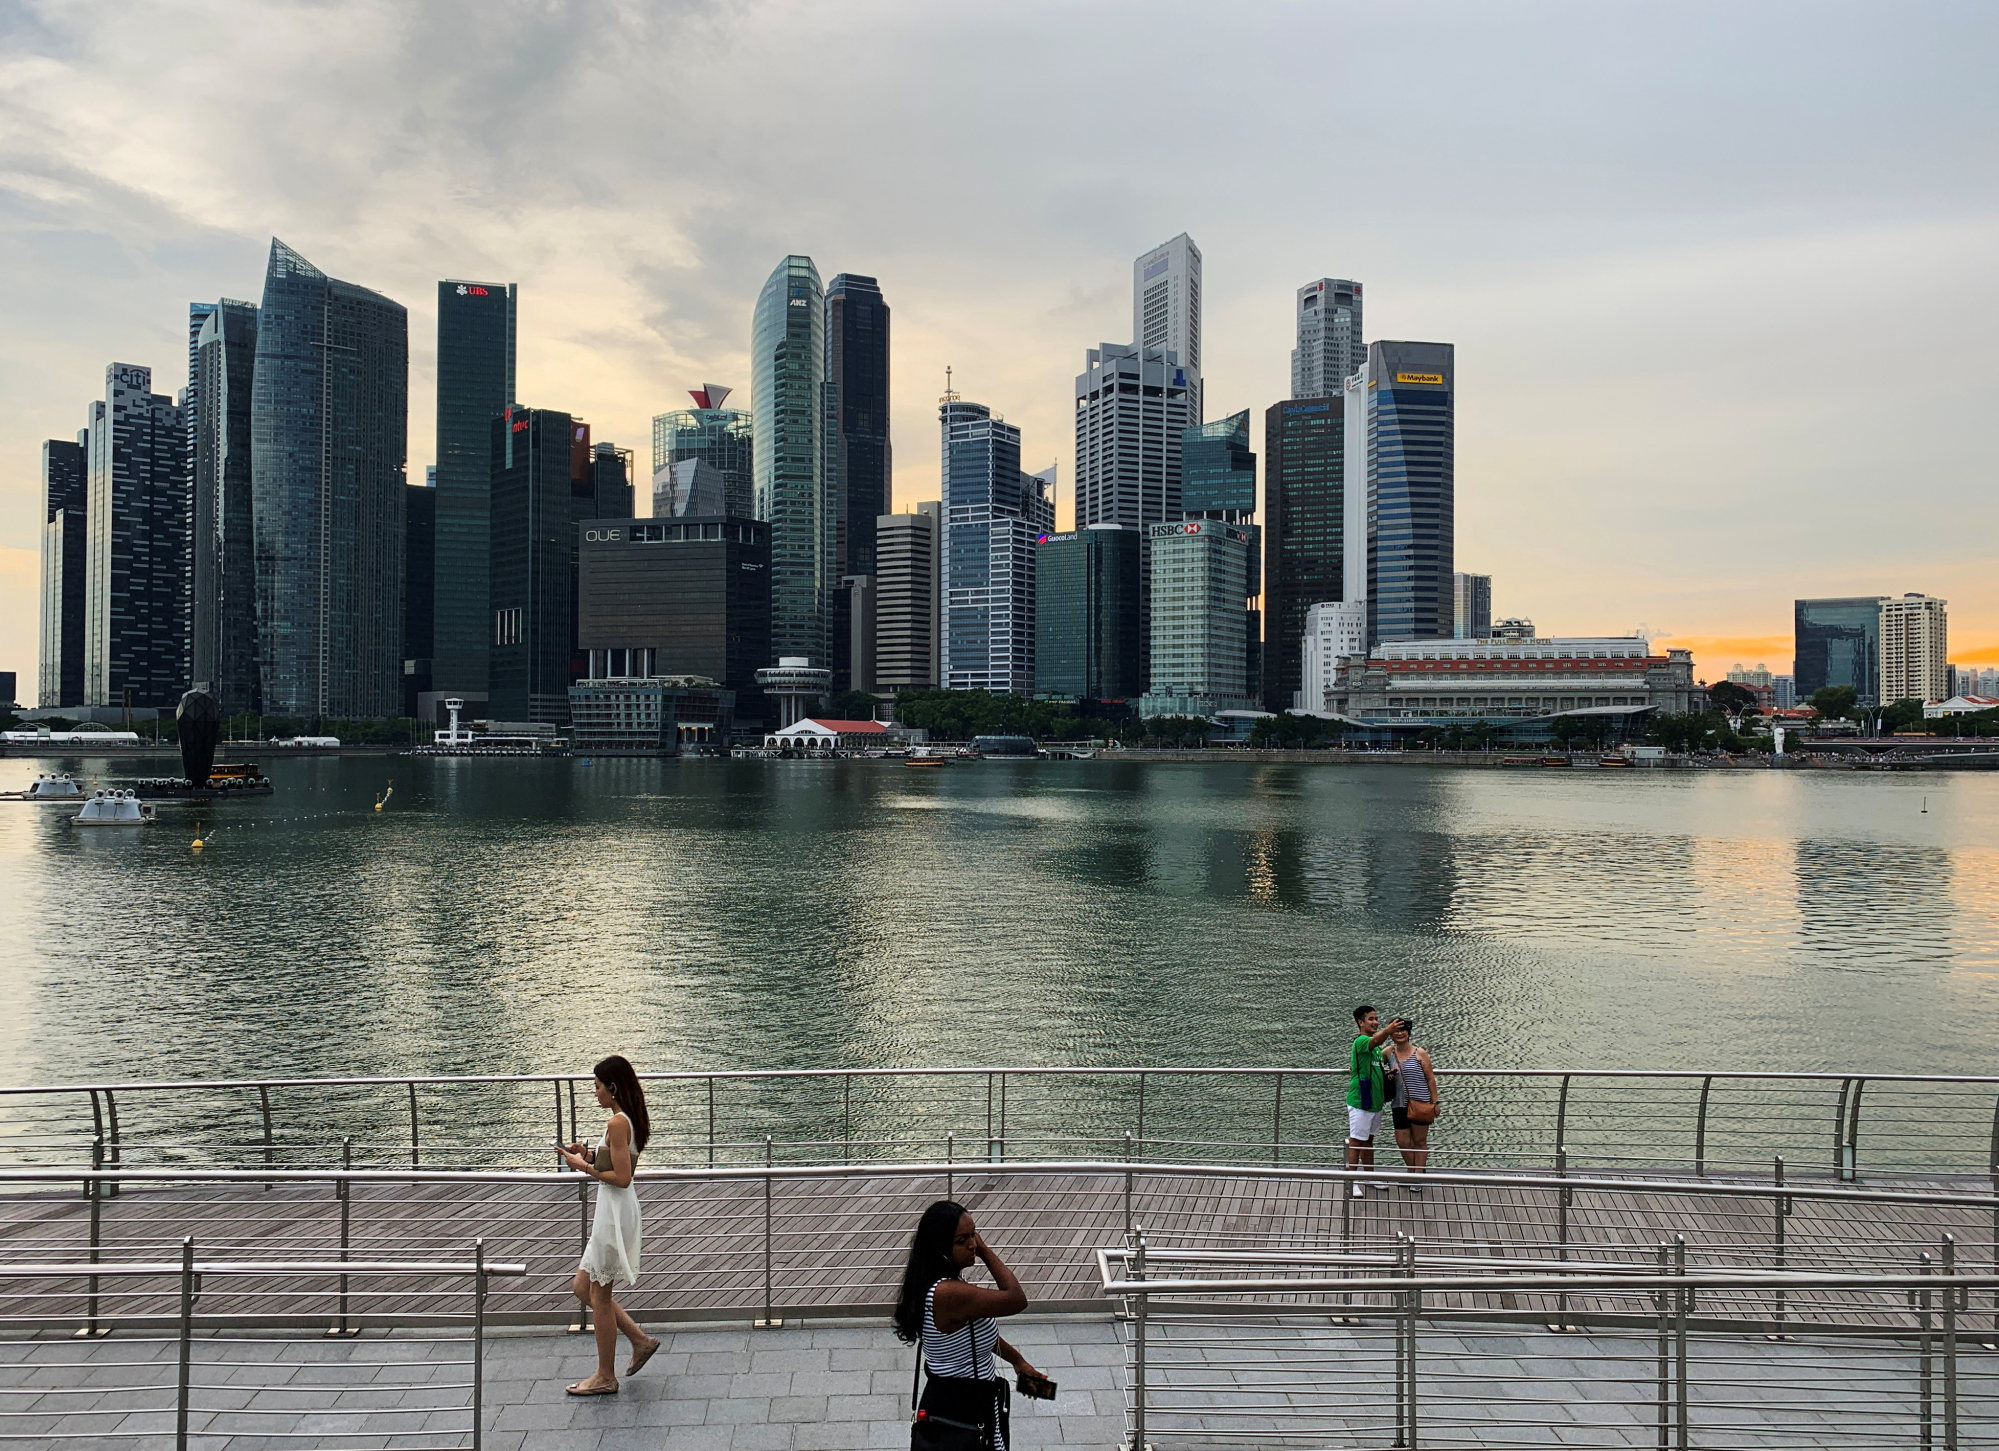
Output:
[
  {"xmin": 1878, "ymin": 593, "xmax": 1948, "ymax": 704},
  {"xmin": 875, "ymin": 502, "xmax": 941, "ymax": 691},
  {"xmin": 940, "ymin": 397, "xmax": 1052, "ymax": 693},
  {"xmin": 1262, "ymin": 396, "xmax": 1347, "ymax": 712},
  {"xmin": 1794, "ymin": 597, "xmax": 1884, "ymax": 706},
  {"xmin": 1181, "ymin": 411, "xmax": 1261, "ymax": 696},
  {"xmin": 1290, "ymin": 279, "xmax": 1364, "ymax": 399},
  {"xmin": 487, "ymin": 409, "xmax": 632, "ymax": 723},
  {"xmin": 432, "ymin": 278, "xmax": 516, "ymax": 699},
  {"xmin": 190, "ymin": 299, "xmax": 260, "ymax": 712},
  {"xmin": 1355, "ymin": 341, "xmax": 1455, "ymax": 644},
  {"xmin": 38, "ymin": 437, "xmax": 87, "ymax": 708},
  {"xmin": 1453, "ymin": 572, "xmax": 1493, "ymax": 640},
  {"xmin": 1034, "ymin": 525, "xmax": 1143, "ymax": 701},
  {"xmin": 251, "ymin": 239, "xmax": 408, "ymax": 718},
  {"xmin": 1075, "ymin": 343, "xmax": 1195, "ymax": 537},
  {"xmin": 1144, "ymin": 519, "xmax": 1255, "ymax": 716},
  {"xmin": 752, "ymin": 257, "xmax": 828, "ymax": 663},
  {"xmin": 1133, "ymin": 234, "xmax": 1202, "ymax": 421},
  {"xmin": 84, "ymin": 364, "xmax": 187, "ymax": 708},
  {"xmin": 825, "ymin": 275, "xmax": 891, "ymax": 576},
  {"xmin": 651, "ymin": 388, "xmax": 753, "ymax": 520},
  {"xmin": 403, "ymin": 478, "xmax": 435, "ymax": 718}
]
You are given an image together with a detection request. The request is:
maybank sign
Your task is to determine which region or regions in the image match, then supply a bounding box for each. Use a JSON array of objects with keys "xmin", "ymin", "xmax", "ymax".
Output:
[{"xmin": 1394, "ymin": 372, "xmax": 1445, "ymax": 385}]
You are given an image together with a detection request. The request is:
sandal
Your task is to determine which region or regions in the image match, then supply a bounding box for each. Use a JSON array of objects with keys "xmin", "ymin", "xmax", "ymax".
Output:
[
  {"xmin": 627, "ymin": 1338, "xmax": 660, "ymax": 1377},
  {"xmin": 566, "ymin": 1380, "xmax": 619, "ymax": 1397}
]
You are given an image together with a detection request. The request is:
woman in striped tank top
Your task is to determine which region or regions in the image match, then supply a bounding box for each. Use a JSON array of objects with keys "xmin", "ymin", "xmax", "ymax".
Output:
[{"xmin": 893, "ymin": 1200, "xmax": 1044, "ymax": 1449}]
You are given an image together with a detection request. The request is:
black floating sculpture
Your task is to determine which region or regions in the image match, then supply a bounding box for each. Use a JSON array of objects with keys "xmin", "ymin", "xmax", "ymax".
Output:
[{"xmin": 177, "ymin": 688, "xmax": 223, "ymax": 787}]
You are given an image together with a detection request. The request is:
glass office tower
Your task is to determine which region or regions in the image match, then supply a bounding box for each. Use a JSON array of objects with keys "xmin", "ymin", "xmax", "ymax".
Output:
[
  {"xmin": 191, "ymin": 299, "xmax": 260, "ymax": 712},
  {"xmin": 941, "ymin": 399, "xmax": 1053, "ymax": 693},
  {"xmin": 83, "ymin": 363, "xmax": 187, "ymax": 708},
  {"xmin": 251, "ymin": 238, "xmax": 408, "ymax": 718},
  {"xmin": 752, "ymin": 256, "xmax": 828, "ymax": 663},
  {"xmin": 1794, "ymin": 597, "xmax": 1885, "ymax": 706},
  {"xmin": 1034, "ymin": 524, "xmax": 1142, "ymax": 701},
  {"xmin": 433, "ymin": 278, "xmax": 517, "ymax": 699},
  {"xmin": 652, "ymin": 402, "xmax": 753, "ymax": 520},
  {"xmin": 1262, "ymin": 396, "xmax": 1345, "ymax": 712},
  {"xmin": 1362, "ymin": 340, "xmax": 1454, "ymax": 644},
  {"xmin": 38, "ymin": 437, "xmax": 88, "ymax": 707},
  {"xmin": 825, "ymin": 275, "xmax": 891, "ymax": 576}
]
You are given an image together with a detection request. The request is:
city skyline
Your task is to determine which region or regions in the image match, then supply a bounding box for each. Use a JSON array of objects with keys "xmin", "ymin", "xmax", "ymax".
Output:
[{"xmin": 3, "ymin": 3, "xmax": 1997, "ymax": 687}]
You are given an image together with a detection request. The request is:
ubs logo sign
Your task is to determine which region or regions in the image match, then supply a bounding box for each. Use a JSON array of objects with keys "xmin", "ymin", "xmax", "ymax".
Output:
[
  {"xmin": 584, "ymin": 529, "xmax": 623, "ymax": 542},
  {"xmin": 456, "ymin": 284, "xmax": 490, "ymax": 297}
]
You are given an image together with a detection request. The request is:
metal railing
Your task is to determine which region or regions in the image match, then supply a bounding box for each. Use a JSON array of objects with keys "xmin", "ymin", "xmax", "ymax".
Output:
[
  {"xmin": 0, "ymin": 1243, "xmax": 523, "ymax": 1449},
  {"xmin": 1101, "ymin": 1235, "xmax": 1999, "ymax": 1448},
  {"xmin": 0, "ymin": 1066, "xmax": 1994, "ymax": 1183},
  {"xmin": 0, "ymin": 1158, "xmax": 1992, "ymax": 1336}
]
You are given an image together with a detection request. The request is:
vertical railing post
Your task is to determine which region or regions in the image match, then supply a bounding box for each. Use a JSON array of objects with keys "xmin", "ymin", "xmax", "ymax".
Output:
[
  {"xmin": 79, "ymin": 1136, "xmax": 103, "ymax": 1338},
  {"xmin": 1769, "ymin": 1156, "xmax": 1790, "ymax": 1339},
  {"xmin": 756, "ymin": 1135, "xmax": 779, "ymax": 1328},
  {"xmin": 1336, "ymin": 1165, "xmax": 1356, "ymax": 1323},
  {"xmin": 1404, "ymin": 1235, "xmax": 1420, "ymax": 1450},
  {"xmin": 258, "ymin": 1084, "xmax": 274, "ymax": 1188},
  {"xmin": 331, "ymin": 1137, "xmax": 354, "ymax": 1336},
  {"xmin": 1553, "ymin": 1073, "xmax": 1571, "ymax": 1173},
  {"xmin": 1271, "ymin": 1073, "xmax": 1284, "ymax": 1167},
  {"xmin": 1123, "ymin": 1132, "xmax": 1135, "ymax": 1238},
  {"xmin": 706, "ymin": 1076, "xmax": 715, "ymax": 1169},
  {"xmin": 471, "ymin": 1239, "xmax": 486, "ymax": 1451},
  {"xmin": 1844, "ymin": 1078, "xmax": 1866, "ymax": 1182},
  {"xmin": 86, "ymin": 1091, "xmax": 104, "ymax": 1196},
  {"xmin": 1693, "ymin": 1075, "xmax": 1712, "ymax": 1177},
  {"xmin": 1654, "ymin": 1242, "xmax": 1670, "ymax": 1450},
  {"xmin": 551, "ymin": 1080, "xmax": 564, "ymax": 1160},
  {"xmin": 1833, "ymin": 1078, "xmax": 1853, "ymax": 1179},
  {"xmin": 1136, "ymin": 1072, "xmax": 1147, "ymax": 1160},
  {"xmin": 104, "ymin": 1089, "xmax": 122, "ymax": 1197},
  {"xmin": 175, "ymin": 1236, "xmax": 194, "ymax": 1451},
  {"xmin": 1673, "ymin": 1236, "xmax": 1689, "ymax": 1451},
  {"xmin": 1918, "ymin": 1251, "xmax": 1935, "ymax": 1451},
  {"xmin": 407, "ymin": 1081, "xmax": 420, "ymax": 1169},
  {"xmin": 1942, "ymin": 1234, "xmax": 1959, "ymax": 1451},
  {"xmin": 1128, "ymin": 1226, "xmax": 1147, "ymax": 1451},
  {"xmin": 946, "ymin": 1132, "xmax": 955, "ymax": 1201},
  {"xmin": 843, "ymin": 1073, "xmax": 852, "ymax": 1165},
  {"xmin": 1553, "ymin": 1074, "xmax": 1573, "ymax": 1331}
]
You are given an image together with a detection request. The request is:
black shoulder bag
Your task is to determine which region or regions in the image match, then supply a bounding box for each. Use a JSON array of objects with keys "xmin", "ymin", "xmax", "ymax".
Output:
[{"xmin": 910, "ymin": 1344, "xmax": 1000, "ymax": 1451}]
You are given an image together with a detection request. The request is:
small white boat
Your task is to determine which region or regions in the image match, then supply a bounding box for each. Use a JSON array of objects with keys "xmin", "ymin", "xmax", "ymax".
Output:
[
  {"xmin": 3, "ymin": 773, "xmax": 85, "ymax": 801},
  {"xmin": 71, "ymin": 790, "xmax": 155, "ymax": 826}
]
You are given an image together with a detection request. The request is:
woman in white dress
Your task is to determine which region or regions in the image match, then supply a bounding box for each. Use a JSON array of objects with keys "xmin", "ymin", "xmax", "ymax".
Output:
[{"xmin": 558, "ymin": 1055, "xmax": 660, "ymax": 1395}]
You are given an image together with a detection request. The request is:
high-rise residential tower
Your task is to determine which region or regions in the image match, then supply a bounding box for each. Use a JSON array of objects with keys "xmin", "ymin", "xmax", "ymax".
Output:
[
  {"xmin": 83, "ymin": 364, "xmax": 187, "ymax": 708},
  {"xmin": 432, "ymin": 278, "xmax": 517, "ymax": 700},
  {"xmin": 874, "ymin": 502, "xmax": 941, "ymax": 691},
  {"xmin": 1290, "ymin": 279, "xmax": 1364, "ymax": 399},
  {"xmin": 1133, "ymin": 234, "xmax": 1202, "ymax": 421},
  {"xmin": 1354, "ymin": 341, "xmax": 1454, "ymax": 644},
  {"xmin": 652, "ymin": 389, "xmax": 753, "ymax": 520},
  {"xmin": 251, "ymin": 239, "xmax": 408, "ymax": 718},
  {"xmin": 1453, "ymin": 572, "xmax": 1493, "ymax": 640},
  {"xmin": 752, "ymin": 257, "xmax": 828, "ymax": 663},
  {"xmin": 190, "ymin": 299, "xmax": 260, "ymax": 712},
  {"xmin": 38, "ymin": 437, "xmax": 88, "ymax": 707},
  {"xmin": 1878, "ymin": 594, "xmax": 1948, "ymax": 704},
  {"xmin": 940, "ymin": 397, "xmax": 1053, "ymax": 693},
  {"xmin": 1262, "ymin": 396, "xmax": 1347, "ymax": 712}
]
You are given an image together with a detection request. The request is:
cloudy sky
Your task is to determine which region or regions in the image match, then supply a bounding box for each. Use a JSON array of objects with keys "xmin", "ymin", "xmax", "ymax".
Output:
[{"xmin": 4, "ymin": 0, "xmax": 1996, "ymax": 686}]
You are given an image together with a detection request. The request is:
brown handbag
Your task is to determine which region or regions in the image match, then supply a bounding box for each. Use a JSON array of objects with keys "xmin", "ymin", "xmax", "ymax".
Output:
[{"xmin": 1406, "ymin": 1099, "xmax": 1438, "ymax": 1126}]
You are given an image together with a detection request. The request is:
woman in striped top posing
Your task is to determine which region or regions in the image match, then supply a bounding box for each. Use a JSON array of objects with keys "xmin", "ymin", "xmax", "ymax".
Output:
[{"xmin": 893, "ymin": 1200, "xmax": 1044, "ymax": 1449}]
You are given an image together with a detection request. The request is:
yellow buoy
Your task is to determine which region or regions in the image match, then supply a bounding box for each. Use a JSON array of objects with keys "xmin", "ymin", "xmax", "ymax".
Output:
[{"xmin": 191, "ymin": 837, "xmax": 205, "ymax": 851}]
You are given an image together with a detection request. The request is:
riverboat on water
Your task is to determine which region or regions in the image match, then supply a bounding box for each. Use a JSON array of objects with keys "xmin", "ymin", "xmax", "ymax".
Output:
[
  {"xmin": 1, "ymin": 773, "xmax": 84, "ymax": 801},
  {"xmin": 70, "ymin": 790, "xmax": 154, "ymax": 826}
]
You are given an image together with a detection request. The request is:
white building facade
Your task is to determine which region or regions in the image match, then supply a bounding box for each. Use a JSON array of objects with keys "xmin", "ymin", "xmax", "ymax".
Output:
[
  {"xmin": 1878, "ymin": 593, "xmax": 1948, "ymax": 703},
  {"xmin": 1291, "ymin": 278, "xmax": 1364, "ymax": 399},
  {"xmin": 1298, "ymin": 600, "xmax": 1368, "ymax": 712},
  {"xmin": 1133, "ymin": 234, "xmax": 1202, "ymax": 421}
]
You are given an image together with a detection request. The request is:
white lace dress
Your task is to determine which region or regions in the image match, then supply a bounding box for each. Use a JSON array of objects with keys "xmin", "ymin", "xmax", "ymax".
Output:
[{"xmin": 578, "ymin": 1117, "xmax": 642, "ymax": 1288}]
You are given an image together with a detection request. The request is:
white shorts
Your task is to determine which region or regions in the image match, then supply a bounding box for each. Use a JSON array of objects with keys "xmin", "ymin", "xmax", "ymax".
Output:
[{"xmin": 1348, "ymin": 1107, "xmax": 1381, "ymax": 1142}]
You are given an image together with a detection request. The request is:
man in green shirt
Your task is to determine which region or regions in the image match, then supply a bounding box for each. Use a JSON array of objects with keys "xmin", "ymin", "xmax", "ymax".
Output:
[{"xmin": 1345, "ymin": 1005, "xmax": 1405, "ymax": 1198}]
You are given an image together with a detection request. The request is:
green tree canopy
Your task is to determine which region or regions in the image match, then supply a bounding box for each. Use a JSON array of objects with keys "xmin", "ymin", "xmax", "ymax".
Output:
[
  {"xmin": 1708, "ymin": 680, "xmax": 1757, "ymax": 714},
  {"xmin": 1809, "ymin": 685, "xmax": 1858, "ymax": 721},
  {"xmin": 1878, "ymin": 698, "xmax": 1927, "ymax": 734},
  {"xmin": 890, "ymin": 690, "xmax": 1080, "ymax": 741}
]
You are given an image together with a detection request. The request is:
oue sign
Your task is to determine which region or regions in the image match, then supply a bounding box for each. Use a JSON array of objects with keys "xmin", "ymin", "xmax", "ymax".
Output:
[{"xmin": 584, "ymin": 528, "xmax": 623, "ymax": 542}]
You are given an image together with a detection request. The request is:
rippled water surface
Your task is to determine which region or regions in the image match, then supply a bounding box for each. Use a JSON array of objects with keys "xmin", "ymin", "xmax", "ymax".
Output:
[{"xmin": 1, "ymin": 755, "xmax": 1994, "ymax": 1084}]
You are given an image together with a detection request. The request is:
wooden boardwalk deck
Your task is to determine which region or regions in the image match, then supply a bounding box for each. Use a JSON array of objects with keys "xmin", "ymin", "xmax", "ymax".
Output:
[{"xmin": 0, "ymin": 1167, "xmax": 1991, "ymax": 1333}]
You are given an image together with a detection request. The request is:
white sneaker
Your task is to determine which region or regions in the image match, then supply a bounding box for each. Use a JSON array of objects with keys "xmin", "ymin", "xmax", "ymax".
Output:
[{"xmin": 1350, "ymin": 1181, "xmax": 1365, "ymax": 1199}]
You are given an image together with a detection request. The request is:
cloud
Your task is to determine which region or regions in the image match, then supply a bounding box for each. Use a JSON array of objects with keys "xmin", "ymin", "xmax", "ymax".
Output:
[{"xmin": 4, "ymin": 1, "xmax": 1998, "ymax": 684}]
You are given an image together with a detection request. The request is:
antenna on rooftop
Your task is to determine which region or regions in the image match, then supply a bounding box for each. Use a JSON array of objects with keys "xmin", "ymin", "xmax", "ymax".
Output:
[{"xmin": 942, "ymin": 366, "xmax": 958, "ymax": 404}]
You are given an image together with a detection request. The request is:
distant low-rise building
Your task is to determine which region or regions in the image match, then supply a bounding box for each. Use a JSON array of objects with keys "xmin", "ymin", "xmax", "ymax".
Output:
[
  {"xmin": 1923, "ymin": 695, "xmax": 1999, "ymax": 720},
  {"xmin": 567, "ymin": 676, "xmax": 734, "ymax": 754},
  {"xmin": 1297, "ymin": 600, "xmax": 1367, "ymax": 713},
  {"xmin": 763, "ymin": 717, "xmax": 894, "ymax": 753}
]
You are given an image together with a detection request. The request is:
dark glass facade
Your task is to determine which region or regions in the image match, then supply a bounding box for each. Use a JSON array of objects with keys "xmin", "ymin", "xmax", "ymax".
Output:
[
  {"xmin": 574, "ymin": 515, "xmax": 772, "ymax": 707},
  {"xmin": 191, "ymin": 300, "xmax": 260, "ymax": 712},
  {"xmin": 432, "ymin": 279, "xmax": 516, "ymax": 697},
  {"xmin": 1035, "ymin": 525, "xmax": 1143, "ymax": 700},
  {"xmin": 487, "ymin": 410, "xmax": 632, "ymax": 723},
  {"xmin": 38, "ymin": 437, "xmax": 87, "ymax": 707},
  {"xmin": 1794, "ymin": 597, "xmax": 1883, "ymax": 706},
  {"xmin": 1262, "ymin": 396, "xmax": 1344, "ymax": 711},
  {"xmin": 825, "ymin": 275, "xmax": 891, "ymax": 576},
  {"xmin": 251, "ymin": 239, "xmax": 408, "ymax": 718},
  {"xmin": 652, "ymin": 410, "xmax": 753, "ymax": 519},
  {"xmin": 85, "ymin": 364, "xmax": 187, "ymax": 708},
  {"xmin": 403, "ymin": 482, "xmax": 435, "ymax": 718},
  {"xmin": 1366, "ymin": 341, "xmax": 1454, "ymax": 644},
  {"xmin": 1181, "ymin": 410, "xmax": 1256, "ymax": 519}
]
